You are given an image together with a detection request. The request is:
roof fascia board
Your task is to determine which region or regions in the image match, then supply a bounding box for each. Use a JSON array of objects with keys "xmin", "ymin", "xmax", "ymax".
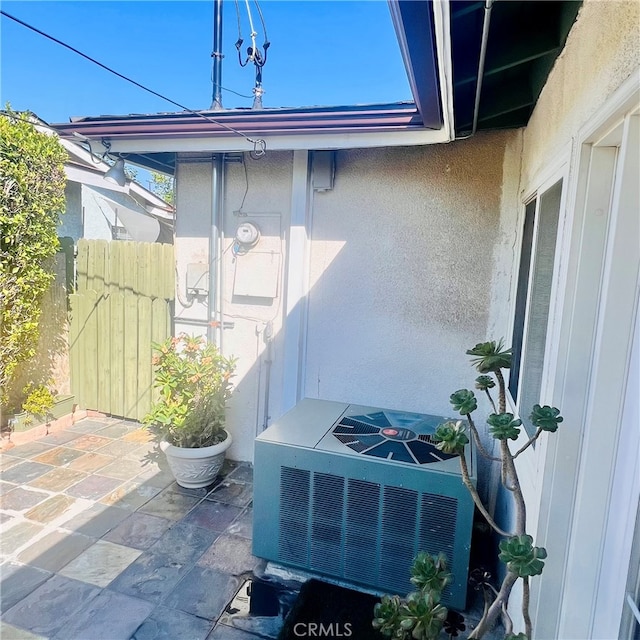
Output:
[
  {"xmin": 388, "ymin": 0, "xmax": 449, "ymax": 135},
  {"xmin": 104, "ymin": 127, "xmax": 450, "ymax": 154}
]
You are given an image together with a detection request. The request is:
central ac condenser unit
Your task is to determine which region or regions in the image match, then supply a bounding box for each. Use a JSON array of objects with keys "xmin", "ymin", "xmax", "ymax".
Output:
[{"xmin": 253, "ymin": 399, "xmax": 476, "ymax": 610}]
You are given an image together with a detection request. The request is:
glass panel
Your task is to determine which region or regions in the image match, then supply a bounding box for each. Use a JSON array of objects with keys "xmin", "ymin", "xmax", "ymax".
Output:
[{"xmin": 518, "ymin": 179, "xmax": 562, "ymax": 434}]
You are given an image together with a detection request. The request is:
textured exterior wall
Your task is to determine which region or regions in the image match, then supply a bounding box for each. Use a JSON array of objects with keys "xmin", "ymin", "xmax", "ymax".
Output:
[
  {"xmin": 305, "ymin": 135, "xmax": 512, "ymax": 417},
  {"xmin": 521, "ymin": 0, "xmax": 639, "ymax": 186},
  {"xmin": 59, "ymin": 181, "xmax": 83, "ymax": 240},
  {"xmin": 174, "ymin": 153, "xmax": 293, "ymax": 461},
  {"xmin": 222, "ymin": 152, "xmax": 293, "ymax": 462}
]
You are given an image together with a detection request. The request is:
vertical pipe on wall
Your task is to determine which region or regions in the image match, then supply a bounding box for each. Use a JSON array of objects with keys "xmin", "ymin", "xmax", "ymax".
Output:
[{"xmin": 209, "ymin": 154, "xmax": 224, "ymax": 348}]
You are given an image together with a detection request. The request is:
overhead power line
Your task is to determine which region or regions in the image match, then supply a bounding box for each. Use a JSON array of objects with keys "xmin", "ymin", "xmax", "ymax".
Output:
[{"xmin": 0, "ymin": 9, "xmax": 267, "ymax": 156}]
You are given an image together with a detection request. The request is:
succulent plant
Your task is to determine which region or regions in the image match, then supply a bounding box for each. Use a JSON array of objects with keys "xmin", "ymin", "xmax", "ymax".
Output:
[
  {"xmin": 373, "ymin": 594, "xmax": 404, "ymax": 638},
  {"xmin": 487, "ymin": 412, "xmax": 522, "ymax": 441},
  {"xmin": 466, "ymin": 339, "xmax": 512, "ymax": 373},
  {"xmin": 410, "ymin": 552, "xmax": 452, "ymax": 595},
  {"xmin": 449, "ymin": 389, "xmax": 477, "ymax": 415},
  {"xmin": 529, "ymin": 404, "xmax": 563, "ymax": 432},
  {"xmin": 434, "ymin": 421, "xmax": 469, "ymax": 454},
  {"xmin": 474, "ymin": 375, "xmax": 495, "ymax": 391},
  {"xmin": 505, "ymin": 634, "xmax": 529, "ymax": 640},
  {"xmin": 499, "ymin": 535, "xmax": 547, "ymax": 577},
  {"xmin": 398, "ymin": 590, "xmax": 448, "ymax": 640}
]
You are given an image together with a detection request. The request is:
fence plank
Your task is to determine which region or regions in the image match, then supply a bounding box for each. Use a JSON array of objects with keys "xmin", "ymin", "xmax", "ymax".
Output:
[
  {"xmin": 110, "ymin": 292, "xmax": 125, "ymax": 415},
  {"xmin": 151, "ymin": 297, "xmax": 170, "ymax": 406},
  {"xmin": 80, "ymin": 289, "xmax": 99, "ymax": 410},
  {"xmin": 93, "ymin": 240, "xmax": 108, "ymax": 294},
  {"xmin": 122, "ymin": 242, "xmax": 137, "ymax": 295},
  {"xmin": 163, "ymin": 244, "xmax": 175, "ymax": 300},
  {"xmin": 137, "ymin": 297, "xmax": 153, "ymax": 421},
  {"xmin": 123, "ymin": 294, "xmax": 139, "ymax": 418},
  {"xmin": 76, "ymin": 240, "xmax": 89, "ymax": 292},
  {"xmin": 69, "ymin": 293, "xmax": 82, "ymax": 407},
  {"xmin": 96, "ymin": 293, "xmax": 111, "ymax": 414}
]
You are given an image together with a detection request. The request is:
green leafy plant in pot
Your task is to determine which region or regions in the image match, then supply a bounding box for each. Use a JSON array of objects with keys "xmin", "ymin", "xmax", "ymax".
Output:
[{"xmin": 144, "ymin": 334, "xmax": 236, "ymax": 488}]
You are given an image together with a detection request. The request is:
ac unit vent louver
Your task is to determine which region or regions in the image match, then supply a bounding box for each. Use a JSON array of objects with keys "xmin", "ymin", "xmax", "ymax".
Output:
[{"xmin": 254, "ymin": 399, "xmax": 476, "ymax": 610}]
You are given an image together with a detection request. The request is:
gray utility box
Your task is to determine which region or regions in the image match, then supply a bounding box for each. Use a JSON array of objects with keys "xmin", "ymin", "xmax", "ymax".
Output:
[{"xmin": 253, "ymin": 398, "xmax": 476, "ymax": 610}]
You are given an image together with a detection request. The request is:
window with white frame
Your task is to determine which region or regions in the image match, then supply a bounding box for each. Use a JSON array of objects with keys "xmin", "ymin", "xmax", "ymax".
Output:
[{"xmin": 509, "ymin": 179, "xmax": 563, "ymax": 435}]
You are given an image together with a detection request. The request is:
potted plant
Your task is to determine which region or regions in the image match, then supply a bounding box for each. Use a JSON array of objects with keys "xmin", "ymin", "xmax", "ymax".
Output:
[{"xmin": 144, "ymin": 334, "xmax": 237, "ymax": 488}]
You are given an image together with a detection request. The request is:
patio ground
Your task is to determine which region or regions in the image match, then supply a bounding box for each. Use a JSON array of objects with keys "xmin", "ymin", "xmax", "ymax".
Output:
[
  {"xmin": 0, "ymin": 416, "xmax": 267, "ymax": 640},
  {"xmin": 1, "ymin": 415, "xmax": 504, "ymax": 640}
]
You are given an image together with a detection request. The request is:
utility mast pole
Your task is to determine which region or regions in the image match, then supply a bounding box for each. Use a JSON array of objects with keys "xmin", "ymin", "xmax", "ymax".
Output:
[{"xmin": 210, "ymin": 0, "xmax": 223, "ymax": 110}]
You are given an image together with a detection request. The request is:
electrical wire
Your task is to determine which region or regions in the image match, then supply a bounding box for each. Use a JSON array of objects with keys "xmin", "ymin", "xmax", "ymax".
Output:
[{"xmin": 0, "ymin": 9, "xmax": 267, "ymax": 157}]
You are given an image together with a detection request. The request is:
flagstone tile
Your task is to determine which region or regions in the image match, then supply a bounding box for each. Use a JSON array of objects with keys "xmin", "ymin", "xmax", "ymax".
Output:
[
  {"xmin": 4, "ymin": 442, "xmax": 54, "ymax": 459},
  {"xmin": 52, "ymin": 589, "xmax": 155, "ymax": 640},
  {"xmin": 17, "ymin": 530, "xmax": 94, "ymax": 572},
  {"xmin": 67, "ymin": 434, "xmax": 112, "ymax": 452},
  {"xmin": 0, "ymin": 521, "xmax": 43, "ymax": 556},
  {"xmin": 196, "ymin": 534, "xmax": 261, "ymax": 576},
  {"xmin": 0, "ymin": 621, "xmax": 47, "ymax": 639},
  {"xmin": 2, "ymin": 574, "xmax": 100, "ymax": 637},
  {"xmin": 66, "ymin": 451, "xmax": 115, "ymax": 473},
  {"xmin": 108, "ymin": 551, "xmax": 192, "ymax": 604},
  {"xmin": 0, "ymin": 462, "xmax": 53, "ymax": 484},
  {"xmin": 182, "ymin": 501, "xmax": 242, "ymax": 532},
  {"xmin": 96, "ymin": 422, "xmax": 140, "ymax": 440},
  {"xmin": 226, "ymin": 507, "xmax": 252, "ymax": 540},
  {"xmin": 40, "ymin": 430, "xmax": 83, "ymax": 446},
  {"xmin": 138, "ymin": 487, "xmax": 200, "ymax": 520},
  {"xmin": 99, "ymin": 457, "xmax": 147, "ymax": 481},
  {"xmin": 148, "ymin": 522, "xmax": 218, "ymax": 565},
  {"xmin": 104, "ymin": 512, "xmax": 173, "ymax": 550},
  {"xmin": 0, "ymin": 487, "xmax": 49, "ymax": 512},
  {"xmin": 67, "ymin": 418, "xmax": 112, "ymax": 433},
  {"xmin": 28, "ymin": 467, "xmax": 86, "ymax": 492},
  {"xmin": 59, "ymin": 539, "xmax": 142, "ymax": 587},
  {"xmin": 0, "ymin": 562, "xmax": 52, "ymax": 614},
  {"xmin": 122, "ymin": 428, "xmax": 154, "ymax": 444},
  {"xmin": 227, "ymin": 463, "xmax": 253, "ymax": 484},
  {"xmin": 163, "ymin": 565, "xmax": 239, "ymax": 620},
  {"xmin": 64, "ymin": 474, "xmax": 122, "ymax": 500},
  {"xmin": 59, "ymin": 503, "xmax": 130, "ymax": 537},
  {"xmin": 32, "ymin": 446, "xmax": 84, "ymax": 467},
  {"xmin": 207, "ymin": 625, "xmax": 259, "ymax": 639},
  {"xmin": 0, "ymin": 456, "xmax": 23, "ymax": 472},
  {"xmin": 96, "ymin": 439, "xmax": 144, "ymax": 458},
  {"xmin": 100, "ymin": 480, "xmax": 162, "ymax": 510},
  {"xmin": 24, "ymin": 494, "xmax": 76, "ymax": 524},
  {"xmin": 206, "ymin": 480, "xmax": 253, "ymax": 507},
  {"xmin": 131, "ymin": 605, "xmax": 212, "ymax": 640}
]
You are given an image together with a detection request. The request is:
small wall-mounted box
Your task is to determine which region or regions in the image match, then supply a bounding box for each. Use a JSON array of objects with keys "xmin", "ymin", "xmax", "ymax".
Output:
[
  {"xmin": 186, "ymin": 263, "xmax": 209, "ymax": 296},
  {"xmin": 312, "ymin": 151, "xmax": 335, "ymax": 191}
]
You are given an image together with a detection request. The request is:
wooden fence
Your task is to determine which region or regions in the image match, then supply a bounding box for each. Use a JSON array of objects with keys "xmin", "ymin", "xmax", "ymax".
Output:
[{"xmin": 69, "ymin": 239, "xmax": 174, "ymax": 421}]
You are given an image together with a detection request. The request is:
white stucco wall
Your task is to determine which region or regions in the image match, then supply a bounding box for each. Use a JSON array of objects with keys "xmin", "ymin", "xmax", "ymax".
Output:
[
  {"xmin": 174, "ymin": 153, "xmax": 293, "ymax": 462},
  {"xmin": 305, "ymin": 136, "xmax": 514, "ymax": 418}
]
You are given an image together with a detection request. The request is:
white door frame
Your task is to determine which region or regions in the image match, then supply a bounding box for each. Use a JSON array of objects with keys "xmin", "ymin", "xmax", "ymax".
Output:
[{"xmin": 532, "ymin": 74, "xmax": 640, "ymax": 639}]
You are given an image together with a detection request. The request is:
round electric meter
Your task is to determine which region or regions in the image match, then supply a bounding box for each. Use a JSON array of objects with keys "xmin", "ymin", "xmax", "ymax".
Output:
[{"xmin": 235, "ymin": 221, "xmax": 260, "ymax": 247}]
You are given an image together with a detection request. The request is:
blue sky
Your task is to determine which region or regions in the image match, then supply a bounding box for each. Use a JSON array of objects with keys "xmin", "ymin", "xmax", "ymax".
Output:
[{"xmin": 1, "ymin": 1, "xmax": 412, "ymax": 124}]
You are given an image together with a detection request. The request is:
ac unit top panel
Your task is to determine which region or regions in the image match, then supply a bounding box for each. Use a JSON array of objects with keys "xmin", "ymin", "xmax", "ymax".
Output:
[{"xmin": 257, "ymin": 398, "xmax": 473, "ymax": 477}]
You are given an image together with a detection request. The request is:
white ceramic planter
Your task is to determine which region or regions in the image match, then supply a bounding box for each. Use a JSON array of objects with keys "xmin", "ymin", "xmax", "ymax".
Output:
[{"xmin": 160, "ymin": 431, "xmax": 232, "ymax": 488}]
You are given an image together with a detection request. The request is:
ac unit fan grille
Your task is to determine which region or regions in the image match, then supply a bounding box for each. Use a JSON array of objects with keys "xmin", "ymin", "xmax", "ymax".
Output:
[{"xmin": 277, "ymin": 466, "xmax": 460, "ymax": 601}]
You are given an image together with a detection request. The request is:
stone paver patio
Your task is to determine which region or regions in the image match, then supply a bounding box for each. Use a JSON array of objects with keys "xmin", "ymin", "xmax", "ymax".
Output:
[{"xmin": 0, "ymin": 416, "xmax": 266, "ymax": 640}]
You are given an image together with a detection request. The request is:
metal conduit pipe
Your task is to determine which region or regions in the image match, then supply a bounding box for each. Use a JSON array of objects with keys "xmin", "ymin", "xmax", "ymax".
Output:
[
  {"xmin": 208, "ymin": 154, "xmax": 224, "ymax": 349},
  {"xmin": 456, "ymin": 0, "xmax": 494, "ymax": 140},
  {"xmin": 471, "ymin": 0, "xmax": 494, "ymax": 135}
]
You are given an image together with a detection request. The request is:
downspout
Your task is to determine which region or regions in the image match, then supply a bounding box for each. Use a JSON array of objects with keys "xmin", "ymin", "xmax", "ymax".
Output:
[
  {"xmin": 208, "ymin": 154, "xmax": 224, "ymax": 349},
  {"xmin": 458, "ymin": 0, "xmax": 494, "ymax": 139}
]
